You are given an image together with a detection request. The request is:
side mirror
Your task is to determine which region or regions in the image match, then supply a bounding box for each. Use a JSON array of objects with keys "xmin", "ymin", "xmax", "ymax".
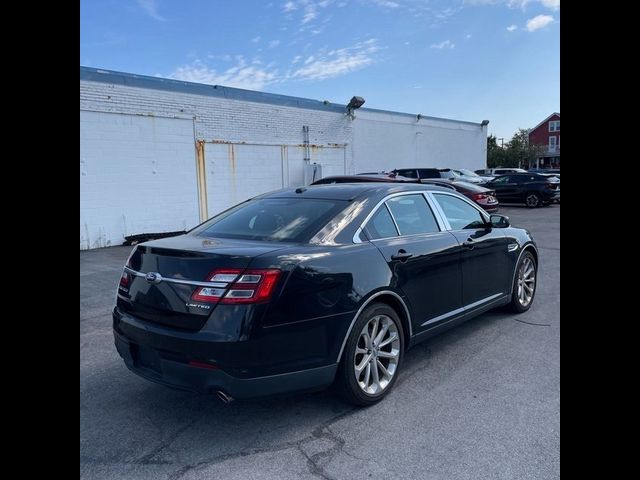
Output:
[{"xmin": 490, "ymin": 214, "xmax": 510, "ymax": 228}]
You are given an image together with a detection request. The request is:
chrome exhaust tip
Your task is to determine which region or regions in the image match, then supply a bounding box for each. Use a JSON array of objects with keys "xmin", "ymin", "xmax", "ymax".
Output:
[{"xmin": 216, "ymin": 390, "xmax": 234, "ymax": 404}]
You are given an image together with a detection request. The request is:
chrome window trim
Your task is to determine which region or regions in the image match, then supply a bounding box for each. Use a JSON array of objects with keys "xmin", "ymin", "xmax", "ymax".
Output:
[
  {"xmin": 336, "ymin": 290, "xmax": 412, "ymax": 363},
  {"xmin": 422, "ymin": 192, "xmax": 448, "ymax": 231},
  {"xmin": 427, "ymin": 190, "xmax": 491, "ymax": 232},
  {"xmin": 370, "ymin": 230, "xmax": 452, "ymax": 243},
  {"xmin": 383, "ymin": 203, "xmax": 402, "ymax": 237},
  {"xmin": 123, "ymin": 266, "xmax": 229, "ymax": 289},
  {"xmin": 352, "ymin": 190, "xmax": 447, "ymax": 243}
]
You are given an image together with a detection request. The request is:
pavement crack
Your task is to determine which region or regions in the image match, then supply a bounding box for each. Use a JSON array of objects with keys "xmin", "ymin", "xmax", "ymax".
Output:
[
  {"xmin": 298, "ymin": 425, "xmax": 346, "ymax": 480},
  {"xmin": 161, "ymin": 407, "xmax": 357, "ymax": 480},
  {"xmin": 136, "ymin": 414, "xmax": 203, "ymax": 465},
  {"xmin": 512, "ymin": 318, "xmax": 551, "ymax": 326}
]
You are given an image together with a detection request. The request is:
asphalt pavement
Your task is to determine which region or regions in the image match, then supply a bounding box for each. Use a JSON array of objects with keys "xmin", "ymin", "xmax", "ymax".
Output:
[{"xmin": 80, "ymin": 204, "xmax": 560, "ymax": 480}]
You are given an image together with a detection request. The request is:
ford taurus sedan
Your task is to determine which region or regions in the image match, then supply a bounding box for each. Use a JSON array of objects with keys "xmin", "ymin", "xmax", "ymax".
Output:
[{"xmin": 114, "ymin": 183, "xmax": 538, "ymax": 406}]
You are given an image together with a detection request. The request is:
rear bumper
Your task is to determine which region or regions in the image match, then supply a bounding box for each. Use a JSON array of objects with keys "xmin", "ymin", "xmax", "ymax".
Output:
[
  {"xmin": 114, "ymin": 330, "xmax": 337, "ymax": 398},
  {"xmin": 112, "ymin": 308, "xmax": 340, "ymax": 399}
]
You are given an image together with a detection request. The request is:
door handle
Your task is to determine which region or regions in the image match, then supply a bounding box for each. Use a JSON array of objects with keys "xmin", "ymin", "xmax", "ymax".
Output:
[
  {"xmin": 463, "ymin": 238, "xmax": 475, "ymax": 249},
  {"xmin": 391, "ymin": 249, "xmax": 413, "ymax": 261}
]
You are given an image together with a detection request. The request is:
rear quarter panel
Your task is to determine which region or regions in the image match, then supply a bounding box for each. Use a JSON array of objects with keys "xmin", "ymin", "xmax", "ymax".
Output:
[{"xmin": 247, "ymin": 243, "xmax": 394, "ymax": 364}]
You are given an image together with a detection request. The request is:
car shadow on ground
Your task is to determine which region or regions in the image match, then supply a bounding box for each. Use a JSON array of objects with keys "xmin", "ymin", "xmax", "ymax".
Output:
[{"xmin": 80, "ymin": 308, "xmax": 514, "ymax": 470}]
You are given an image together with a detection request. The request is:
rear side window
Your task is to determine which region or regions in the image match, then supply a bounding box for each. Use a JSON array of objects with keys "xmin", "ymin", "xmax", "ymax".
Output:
[
  {"xmin": 396, "ymin": 169, "xmax": 418, "ymax": 179},
  {"xmin": 490, "ymin": 176, "xmax": 510, "ymax": 184},
  {"xmin": 433, "ymin": 194, "xmax": 486, "ymax": 230},
  {"xmin": 386, "ymin": 195, "xmax": 440, "ymax": 235},
  {"xmin": 191, "ymin": 198, "xmax": 346, "ymax": 242},
  {"xmin": 364, "ymin": 205, "xmax": 399, "ymax": 240},
  {"xmin": 418, "ymin": 169, "xmax": 439, "ymax": 179}
]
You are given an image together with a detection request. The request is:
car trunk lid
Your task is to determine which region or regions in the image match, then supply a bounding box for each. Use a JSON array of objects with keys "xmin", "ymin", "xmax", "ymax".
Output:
[{"xmin": 117, "ymin": 234, "xmax": 290, "ymax": 331}]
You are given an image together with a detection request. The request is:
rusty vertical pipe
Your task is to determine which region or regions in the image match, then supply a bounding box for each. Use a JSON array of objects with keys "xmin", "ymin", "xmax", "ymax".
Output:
[{"xmin": 195, "ymin": 140, "xmax": 208, "ymax": 221}]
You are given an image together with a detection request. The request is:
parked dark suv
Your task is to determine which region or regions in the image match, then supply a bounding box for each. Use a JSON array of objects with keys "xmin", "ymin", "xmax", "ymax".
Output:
[
  {"xmin": 485, "ymin": 173, "xmax": 559, "ymax": 207},
  {"xmin": 392, "ymin": 168, "xmax": 457, "ymax": 180}
]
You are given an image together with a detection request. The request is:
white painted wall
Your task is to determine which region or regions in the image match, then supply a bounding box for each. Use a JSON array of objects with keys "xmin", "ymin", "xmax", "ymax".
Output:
[
  {"xmin": 80, "ymin": 111, "xmax": 199, "ymax": 249},
  {"xmin": 80, "ymin": 71, "xmax": 487, "ymax": 249},
  {"xmin": 352, "ymin": 110, "xmax": 487, "ymax": 174},
  {"xmin": 203, "ymin": 143, "xmax": 346, "ymax": 216}
]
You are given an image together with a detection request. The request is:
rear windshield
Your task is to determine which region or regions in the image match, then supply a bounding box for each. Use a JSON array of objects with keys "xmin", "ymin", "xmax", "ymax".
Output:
[{"xmin": 191, "ymin": 197, "xmax": 347, "ymax": 242}]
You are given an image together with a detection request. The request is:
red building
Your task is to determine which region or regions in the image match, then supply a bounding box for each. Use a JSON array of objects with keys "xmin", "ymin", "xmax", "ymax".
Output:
[{"xmin": 528, "ymin": 112, "xmax": 560, "ymax": 169}]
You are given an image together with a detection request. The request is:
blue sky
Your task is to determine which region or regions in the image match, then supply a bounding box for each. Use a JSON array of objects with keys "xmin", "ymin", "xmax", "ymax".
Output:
[{"xmin": 80, "ymin": 0, "xmax": 559, "ymax": 140}]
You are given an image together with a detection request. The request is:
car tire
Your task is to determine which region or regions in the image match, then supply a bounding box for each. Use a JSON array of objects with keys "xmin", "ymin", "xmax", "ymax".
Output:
[
  {"xmin": 334, "ymin": 302, "xmax": 404, "ymax": 406},
  {"xmin": 508, "ymin": 251, "xmax": 537, "ymax": 313},
  {"xmin": 525, "ymin": 192, "xmax": 542, "ymax": 208}
]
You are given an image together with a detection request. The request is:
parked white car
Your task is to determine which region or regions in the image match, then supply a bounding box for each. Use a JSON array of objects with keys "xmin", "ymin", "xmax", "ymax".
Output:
[
  {"xmin": 474, "ymin": 168, "xmax": 528, "ymax": 177},
  {"xmin": 451, "ymin": 168, "xmax": 493, "ymax": 185}
]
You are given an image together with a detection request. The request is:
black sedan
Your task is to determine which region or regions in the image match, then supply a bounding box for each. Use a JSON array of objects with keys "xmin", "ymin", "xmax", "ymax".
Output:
[
  {"xmin": 486, "ymin": 173, "xmax": 559, "ymax": 207},
  {"xmin": 114, "ymin": 183, "xmax": 538, "ymax": 405}
]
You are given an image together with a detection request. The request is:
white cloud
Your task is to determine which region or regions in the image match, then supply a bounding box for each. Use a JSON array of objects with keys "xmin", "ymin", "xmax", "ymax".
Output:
[
  {"xmin": 282, "ymin": 1, "xmax": 297, "ymax": 12},
  {"xmin": 302, "ymin": 7, "xmax": 317, "ymax": 24},
  {"xmin": 466, "ymin": 33, "xmax": 472, "ymax": 38},
  {"xmin": 169, "ymin": 58, "xmax": 278, "ymax": 90},
  {"xmin": 541, "ymin": 0, "xmax": 560, "ymax": 10},
  {"xmin": 430, "ymin": 40, "xmax": 455, "ymax": 49},
  {"xmin": 507, "ymin": 0, "xmax": 531, "ymax": 8},
  {"xmin": 369, "ymin": 0, "xmax": 400, "ymax": 7},
  {"xmin": 466, "ymin": 0, "xmax": 559, "ymax": 9},
  {"xmin": 292, "ymin": 38, "xmax": 380, "ymax": 80},
  {"xmin": 526, "ymin": 14, "xmax": 554, "ymax": 31},
  {"xmin": 137, "ymin": 0, "xmax": 165, "ymax": 21},
  {"xmin": 292, "ymin": 55, "xmax": 303, "ymax": 64},
  {"xmin": 269, "ymin": 40, "xmax": 281, "ymax": 48},
  {"xmin": 251, "ymin": 36, "xmax": 261, "ymax": 43},
  {"xmin": 506, "ymin": 24, "xmax": 517, "ymax": 31}
]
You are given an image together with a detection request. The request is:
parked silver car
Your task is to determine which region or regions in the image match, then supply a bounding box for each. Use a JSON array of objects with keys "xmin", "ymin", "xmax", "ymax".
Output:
[{"xmin": 451, "ymin": 168, "xmax": 493, "ymax": 185}]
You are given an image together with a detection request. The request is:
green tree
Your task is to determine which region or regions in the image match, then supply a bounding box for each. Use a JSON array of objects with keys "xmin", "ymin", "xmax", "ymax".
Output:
[
  {"xmin": 487, "ymin": 128, "xmax": 543, "ymax": 169},
  {"xmin": 487, "ymin": 134, "xmax": 507, "ymax": 168}
]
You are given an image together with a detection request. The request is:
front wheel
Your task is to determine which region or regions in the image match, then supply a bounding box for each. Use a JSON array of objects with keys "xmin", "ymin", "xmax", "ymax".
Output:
[
  {"xmin": 508, "ymin": 251, "xmax": 537, "ymax": 312},
  {"xmin": 525, "ymin": 192, "xmax": 542, "ymax": 208},
  {"xmin": 335, "ymin": 303, "xmax": 404, "ymax": 406}
]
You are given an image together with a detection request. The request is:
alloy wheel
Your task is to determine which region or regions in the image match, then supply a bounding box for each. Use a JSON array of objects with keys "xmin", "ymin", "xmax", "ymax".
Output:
[
  {"xmin": 353, "ymin": 314, "xmax": 400, "ymax": 395},
  {"xmin": 525, "ymin": 194, "xmax": 540, "ymax": 207},
  {"xmin": 517, "ymin": 256, "xmax": 536, "ymax": 307}
]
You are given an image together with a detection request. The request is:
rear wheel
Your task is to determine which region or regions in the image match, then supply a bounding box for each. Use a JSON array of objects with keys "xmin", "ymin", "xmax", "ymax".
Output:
[
  {"xmin": 335, "ymin": 303, "xmax": 404, "ymax": 406},
  {"xmin": 525, "ymin": 192, "xmax": 542, "ymax": 208},
  {"xmin": 508, "ymin": 251, "xmax": 537, "ymax": 312}
]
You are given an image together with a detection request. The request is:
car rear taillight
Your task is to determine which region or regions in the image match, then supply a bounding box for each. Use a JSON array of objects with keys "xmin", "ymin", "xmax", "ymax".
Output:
[
  {"xmin": 546, "ymin": 183, "xmax": 556, "ymax": 189},
  {"xmin": 192, "ymin": 268, "xmax": 282, "ymax": 304},
  {"xmin": 119, "ymin": 256, "xmax": 133, "ymax": 288},
  {"xmin": 472, "ymin": 193, "xmax": 488, "ymax": 200}
]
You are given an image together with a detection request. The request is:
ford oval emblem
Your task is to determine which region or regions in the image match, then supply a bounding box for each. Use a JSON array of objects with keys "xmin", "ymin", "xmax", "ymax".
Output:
[{"xmin": 145, "ymin": 272, "xmax": 163, "ymax": 284}]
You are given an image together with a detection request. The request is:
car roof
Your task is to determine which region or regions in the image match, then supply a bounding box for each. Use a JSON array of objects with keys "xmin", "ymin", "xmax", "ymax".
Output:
[
  {"xmin": 265, "ymin": 182, "xmax": 455, "ymax": 201},
  {"xmin": 314, "ymin": 175, "xmax": 405, "ymax": 183},
  {"xmin": 421, "ymin": 179, "xmax": 489, "ymax": 193}
]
